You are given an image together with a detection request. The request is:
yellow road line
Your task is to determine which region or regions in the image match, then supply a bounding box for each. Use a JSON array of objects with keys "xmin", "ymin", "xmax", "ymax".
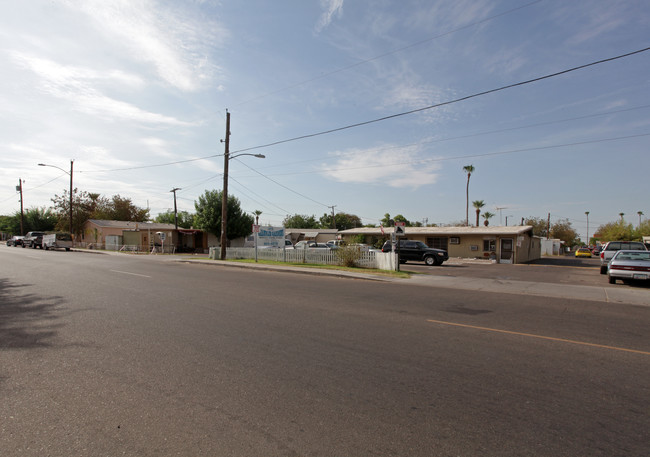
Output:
[{"xmin": 426, "ymin": 319, "xmax": 650, "ymax": 356}]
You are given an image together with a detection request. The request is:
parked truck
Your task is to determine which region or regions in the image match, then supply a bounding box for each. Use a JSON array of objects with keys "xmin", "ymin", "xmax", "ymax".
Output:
[
  {"xmin": 42, "ymin": 233, "xmax": 73, "ymax": 251},
  {"xmin": 22, "ymin": 231, "xmax": 45, "ymax": 249}
]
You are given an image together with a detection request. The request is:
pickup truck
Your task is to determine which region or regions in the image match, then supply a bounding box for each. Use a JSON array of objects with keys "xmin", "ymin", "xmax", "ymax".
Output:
[
  {"xmin": 382, "ymin": 239, "xmax": 449, "ymax": 266},
  {"xmin": 599, "ymin": 240, "xmax": 647, "ymax": 274},
  {"xmin": 22, "ymin": 231, "xmax": 45, "ymax": 249}
]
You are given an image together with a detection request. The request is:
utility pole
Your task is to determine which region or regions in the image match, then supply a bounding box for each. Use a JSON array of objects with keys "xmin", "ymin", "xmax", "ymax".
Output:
[
  {"xmin": 495, "ymin": 206, "xmax": 507, "ymax": 226},
  {"xmin": 328, "ymin": 205, "xmax": 337, "ymax": 229},
  {"xmin": 220, "ymin": 111, "xmax": 231, "ymax": 261},
  {"xmin": 585, "ymin": 211, "xmax": 590, "ymax": 245},
  {"xmin": 17, "ymin": 179, "xmax": 24, "ymax": 235},
  {"xmin": 547, "ymin": 213, "xmax": 551, "ymax": 240},
  {"xmin": 170, "ymin": 188, "xmax": 181, "ymax": 229}
]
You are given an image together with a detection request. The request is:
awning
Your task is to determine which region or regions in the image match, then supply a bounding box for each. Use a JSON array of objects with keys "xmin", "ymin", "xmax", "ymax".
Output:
[{"xmin": 178, "ymin": 229, "xmax": 202, "ymax": 235}]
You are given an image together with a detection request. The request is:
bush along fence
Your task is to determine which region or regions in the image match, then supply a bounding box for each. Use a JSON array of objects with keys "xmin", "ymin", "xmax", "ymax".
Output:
[{"xmin": 209, "ymin": 246, "xmax": 398, "ymax": 270}]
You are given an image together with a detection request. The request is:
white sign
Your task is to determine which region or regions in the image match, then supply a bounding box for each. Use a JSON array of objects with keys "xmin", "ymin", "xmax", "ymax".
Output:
[
  {"xmin": 394, "ymin": 223, "xmax": 405, "ymax": 237},
  {"xmin": 158, "ymin": 232, "xmax": 166, "ymax": 241},
  {"xmin": 258, "ymin": 226, "xmax": 286, "ymax": 248}
]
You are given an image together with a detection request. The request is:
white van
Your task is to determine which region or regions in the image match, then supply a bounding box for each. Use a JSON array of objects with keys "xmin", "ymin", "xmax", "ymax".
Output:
[{"xmin": 42, "ymin": 233, "xmax": 73, "ymax": 251}]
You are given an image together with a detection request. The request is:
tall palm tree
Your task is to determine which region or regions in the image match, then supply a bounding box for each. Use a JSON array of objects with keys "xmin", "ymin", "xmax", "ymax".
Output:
[
  {"xmin": 253, "ymin": 210, "xmax": 262, "ymax": 225},
  {"xmin": 463, "ymin": 164, "xmax": 475, "ymax": 226},
  {"xmin": 472, "ymin": 200, "xmax": 485, "ymax": 227},
  {"xmin": 638, "ymin": 211, "xmax": 644, "ymax": 227},
  {"xmin": 619, "ymin": 212, "xmax": 625, "ymax": 222},
  {"xmin": 482, "ymin": 211, "xmax": 495, "ymax": 226}
]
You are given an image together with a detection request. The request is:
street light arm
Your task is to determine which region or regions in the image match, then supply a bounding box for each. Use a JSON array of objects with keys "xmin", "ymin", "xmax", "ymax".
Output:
[
  {"xmin": 38, "ymin": 163, "xmax": 70, "ymax": 175},
  {"xmin": 229, "ymin": 153, "xmax": 265, "ymax": 160}
]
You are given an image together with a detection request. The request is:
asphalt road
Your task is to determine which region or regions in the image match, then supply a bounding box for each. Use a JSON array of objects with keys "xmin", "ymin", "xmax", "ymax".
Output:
[{"xmin": 1, "ymin": 246, "xmax": 649, "ymax": 456}]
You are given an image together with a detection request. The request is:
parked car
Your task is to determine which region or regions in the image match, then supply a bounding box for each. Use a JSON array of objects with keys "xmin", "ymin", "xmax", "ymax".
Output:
[
  {"xmin": 575, "ymin": 247, "xmax": 592, "ymax": 258},
  {"xmin": 42, "ymin": 233, "xmax": 73, "ymax": 251},
  {"xmin": 607, "ymin": 250, "xmax": 650, "ymax": 284},
  {"xmin": 381, "ymin": 239, "xmax": 449, "ymax": 266},
  {"xmin": 599, "ymin": 241, "xmax": 647, "ymax": 274},
  {"xmin": 295, "ymin": 240, "xmax": 317, "ymax": 249},
  {"xmin": 22, "ymin": 231, "xmax": 45, "ymax": 249},
  {"xmin": 7, "ymin": 235, "xmax": 24, "ymax": 247}
]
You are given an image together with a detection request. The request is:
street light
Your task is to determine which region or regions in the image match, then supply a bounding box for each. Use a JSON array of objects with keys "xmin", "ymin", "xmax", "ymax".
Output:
[
  {"xmin": 220, "ymin": 112, "xmax": 265, "ymax": 260},
  {"xmin": 39, "ymin": 160, "xmax": 74, "ymax": 245},
  {"xmin": 585, "ymin": 211, "xmax": 589, "ymax": 246}
]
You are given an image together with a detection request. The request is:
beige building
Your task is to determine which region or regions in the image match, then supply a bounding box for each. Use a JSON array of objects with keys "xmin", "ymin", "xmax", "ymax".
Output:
[
  {"xmin": 339, "ymin": 225, "xmax": 541, "ymax": 264},
  {"xmin": 82, "ymin": 219, "xmax": 207, "ymax": 252}
]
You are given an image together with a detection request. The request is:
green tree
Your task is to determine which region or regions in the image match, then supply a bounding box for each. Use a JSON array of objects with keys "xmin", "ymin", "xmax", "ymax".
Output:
[
  {"xmin": 380, "ymin": 213, "xmax": 392, "ymax": 227},
  {"xmin": 155, "ymin": 210, "xmax": 195, "ymax": 229},
  {"xmin": 194, "ymin": 190, "xmax": 253, "ymax": 239},
  {"xmin": 463, "ymin": 164, "xmax": 475, "ymax": 226},
  {"xmin": 524, "ymin": 216, "xmax": 549, "ymax": 238},
  {"xmin": 472, "ymin": 200, "xmax": 485, "ymax": 227},
  {"xmin": 319, "ymin": 212, "xmax": 362, "ymax": 230},
  {"xmin": 108, "ymin": 195, "xmax": 149, "ymax": 222},
  {"xmin": 633, "ymin": 219, "xmax": 650, "ymax": 239},
  {"xmin": 0, "ymin": 214, "xmax": 21, "ymax": 235},
  {"xmin": 482, "ymin": 211, "xmax": 495, "ymax": 226},
  {"xmin": 550, "ymin": 218, "xmax": 579, "ymax": 247},
  {"xmin": 23, "ymin": 207, "xmax": 58, "ymax": 232},
  {"xmin": 594, "ymin": 220, "xmax": 635, "ymax": 242},
  {"xmin": 282, "ymin": 214, "xmax": 319, "ymax": 229}
]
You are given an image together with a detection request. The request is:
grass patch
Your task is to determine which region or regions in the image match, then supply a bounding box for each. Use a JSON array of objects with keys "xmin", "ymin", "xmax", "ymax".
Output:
[{"xmin": 226, "ymin": 258, "xmax": 411, "ymax": 278}]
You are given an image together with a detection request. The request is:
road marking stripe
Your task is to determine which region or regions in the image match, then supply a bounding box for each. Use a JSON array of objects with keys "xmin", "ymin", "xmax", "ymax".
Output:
[
  {"xmin": 110, "ymin": 270, "xmax": 151, "ymax": 278},
  {"xmin": 426, "ymin": 319, "xmax": 650, "ymax": 356}
]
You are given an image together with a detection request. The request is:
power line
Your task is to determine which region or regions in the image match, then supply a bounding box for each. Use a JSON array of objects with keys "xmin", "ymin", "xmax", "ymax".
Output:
[
  {"xmin": 231, "ymin": 46, "xmax": 650, "ymax": 155},
  {"xmin": 76, "ymin": 46, "xmax": 650, "ymax": 175}
]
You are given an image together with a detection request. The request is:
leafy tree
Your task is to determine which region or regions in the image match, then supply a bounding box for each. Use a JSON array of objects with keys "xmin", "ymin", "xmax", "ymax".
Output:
[
  {"xmin": 524, "ymin": 216, "xmax": 549, "ymax": 238},
  {"xmin": 319, "ymin": 212, "xmax": 362, "ymax": 230},
  {"xmin": 463, "ymin": 164, "xmax": 475, "ymax": 226},
  {"xmin": 23, "ymin": 207, "xmax": 58, "ymax": 232},
  {"xmin": 550, "ymin": 218, "xmax": 579, "ymax": 247},
  {"xmin": 473, "ymin": 200, "xmax": 485, "ymax": 227},
  {"xmin": 155, "ymin": 210, "xmax": 195, "ymax": 229},
  {"xmin": 194, "ymin": 190, "xmax": 253, "ymax": 240},
  {"xmin": 283, "ymin": 214, "xmax": 319, "ymax": 229},
  {"xmin": 0, "ymin": 214, "xmax": 21, "ymax": 235},
  {"xmin": 109, "ymin": 195, "xmax": 149, "ymax": 222},
  {"xmin": 380, "ymin": 213, "xmax": 393, "ymax": 227},
  {"xmin": 634, "ymin": 219, "xmax": 650, "ymax": 239},
  {"xmin": 594, "ymin": 220, "xmax": 635, "ymax": 242}
]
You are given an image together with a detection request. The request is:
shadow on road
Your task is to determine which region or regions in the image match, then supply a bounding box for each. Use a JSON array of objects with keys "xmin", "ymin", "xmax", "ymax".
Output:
[{"xmin": 0, "ymin": 278, "xmax": 64, "ymax": 349}]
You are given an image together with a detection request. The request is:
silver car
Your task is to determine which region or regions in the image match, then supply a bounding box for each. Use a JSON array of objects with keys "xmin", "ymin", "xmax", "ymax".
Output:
[{"xmin": 607, "ymin": 250, "xmax": 650, "ymax": 284}]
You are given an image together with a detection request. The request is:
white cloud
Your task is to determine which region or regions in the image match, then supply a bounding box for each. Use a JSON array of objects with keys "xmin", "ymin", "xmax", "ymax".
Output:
[
  {"xmin": 10, "ymin": 52, "xmax": 191, "ymax": 126},
  {"xmin": 60, "ymin": 0, "xmax": 226, "ymax": 91},
  {"xmin": 322, "ymin": 145, "xmax": 441, "ymax": 189},
  {"xmin": 316, "ymin": 0, "xmax": 344, "ymax": 32}
]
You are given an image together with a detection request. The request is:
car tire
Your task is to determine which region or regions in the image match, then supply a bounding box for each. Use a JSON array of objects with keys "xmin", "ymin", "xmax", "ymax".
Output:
[
  {"xmin": 608, "ymin": 275, "xmax": 616, "ymax": 284},
  {"xmin": 599, "ymin": 265, "xmax": 607, "ymax": 275},
  {"xmin": 424, "ymin": 256, "xmax": 435, "ymax": 266}
]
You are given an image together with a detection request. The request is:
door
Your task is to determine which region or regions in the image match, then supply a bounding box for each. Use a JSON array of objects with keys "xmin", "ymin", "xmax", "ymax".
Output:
[{"xmin": 500, "ymin": 238, "xmax": 514, "ymax": 264}]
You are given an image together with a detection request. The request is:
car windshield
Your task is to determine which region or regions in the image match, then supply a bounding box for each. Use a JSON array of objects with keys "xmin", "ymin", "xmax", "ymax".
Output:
[{"xmin": 615, "ymin": 252, "xmax": 650, "ymax": 261}]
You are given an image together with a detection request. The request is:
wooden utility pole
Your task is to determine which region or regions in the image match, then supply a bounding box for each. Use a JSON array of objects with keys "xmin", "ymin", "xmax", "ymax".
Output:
[
  {"xmin": 170, "ymin": 187, "xmax": 181, "ymax": 229},
  {"xmin": 17, "ymin": 179, "xmax": 24, "ymax": 235},
  {"xmin": 328, "ymin": 205, "xmax": 337, "ymax": 229},
  {"xmin": 547, "ymin": 213, "xmax": 551, "ymax": 239},
  {"xmin": 220, "ymin": 111, "xmax": 231, "ymax": 261}
]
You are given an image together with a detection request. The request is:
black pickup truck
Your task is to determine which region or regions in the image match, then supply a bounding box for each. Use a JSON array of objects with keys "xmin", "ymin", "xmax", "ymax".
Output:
[
  {"xmin": 22, "ymin": 231, "xmax": 45, "ymax": 249},
  {"xmin": 382, "ymin": 239, "xmax": 449, "ymax": 266}
]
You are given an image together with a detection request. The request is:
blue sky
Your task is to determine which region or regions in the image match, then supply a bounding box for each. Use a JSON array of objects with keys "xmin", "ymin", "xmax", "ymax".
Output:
[{"xmin": 1, "ymin": 0, "xmax": 649, "ymax": 241}]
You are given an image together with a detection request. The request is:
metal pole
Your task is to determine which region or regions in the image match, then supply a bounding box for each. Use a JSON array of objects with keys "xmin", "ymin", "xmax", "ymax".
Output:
[
  {"xmin": 220, "ymin": 111, "xmax": 230, "ymax": 261},
  {"xmin": 69, "ymin": 160, "xmax": 74, "ymax": 246}
]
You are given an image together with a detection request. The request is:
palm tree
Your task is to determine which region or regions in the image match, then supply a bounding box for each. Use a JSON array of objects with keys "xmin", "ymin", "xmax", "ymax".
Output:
[
  {"xmin": 619, "ymin": 212, "xmax": 625, "ymax": 222},
  {"xmin": 463, "ymin": 164, "xmax": 475, "ymax": 226},
  {"xmin": 482, "ymin": 211, "xmax": 495, "ymax": 226},
  {"xmin": 638, "ymin": 211, "xmax": 644, "ymax": 227},
  {"xmin": 472, "ymin": 200, "xmax": 485, "ymax": 227},
  {"xmin": 253, "ymin": 210, "xmax": 262, "ymax": 225}
]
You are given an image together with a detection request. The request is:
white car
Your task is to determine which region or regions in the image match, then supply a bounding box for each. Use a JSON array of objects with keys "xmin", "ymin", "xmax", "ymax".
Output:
[{"xmin": 607, "ymin": 250, "xmax": 650, "ymax": 284}]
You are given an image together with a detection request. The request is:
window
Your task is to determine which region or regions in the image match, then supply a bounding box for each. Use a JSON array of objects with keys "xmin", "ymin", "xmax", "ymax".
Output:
[
  {"xmin": 483, "ymin": 239, "xmax": 496, "ymax": 251},
  {"xmin": 426, "ymin": 237, "xmax": 448, "ymax": 250},
  {"xmin": 450, "ymin": 237, "xmax": 460, "ymax": 245}
]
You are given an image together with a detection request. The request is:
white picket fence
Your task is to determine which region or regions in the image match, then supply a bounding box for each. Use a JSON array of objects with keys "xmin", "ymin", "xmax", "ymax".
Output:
[{"xmin": 209, "ymin": 247, "xmax": 397, "ymax": 270}]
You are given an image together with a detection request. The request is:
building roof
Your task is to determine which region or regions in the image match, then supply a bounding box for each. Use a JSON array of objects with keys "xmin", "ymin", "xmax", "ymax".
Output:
[
  {"xmin": 86, "ymin": 219, "xmax": 177, "ymax": 230},
  {"xmin": 339, "ymin": 225, "xmax": 534, "ymax": 236}
]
